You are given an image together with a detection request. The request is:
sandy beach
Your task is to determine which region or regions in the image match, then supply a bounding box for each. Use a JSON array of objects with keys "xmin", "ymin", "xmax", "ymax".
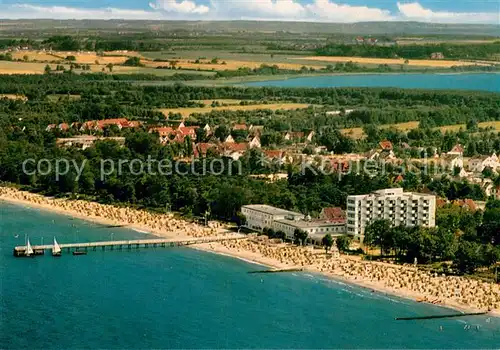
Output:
[{"xmin": 2, "ymin": 186, "xmax": 499, "ymax": 317}]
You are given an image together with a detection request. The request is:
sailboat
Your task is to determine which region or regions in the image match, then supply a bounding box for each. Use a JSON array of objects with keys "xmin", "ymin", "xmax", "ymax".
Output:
[
  {"xmin": 52, "ymin": 237, "xmax": 62, "ymax": 257},
  {"xmin": 25, "ymin": 238, "xmax": 34, "ymax": 257}
]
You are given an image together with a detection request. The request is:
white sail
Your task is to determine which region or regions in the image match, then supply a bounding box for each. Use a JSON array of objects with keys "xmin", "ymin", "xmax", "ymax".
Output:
[
  {"xmin": 53, "ymin": 238, "xmax": 61, "ymax": 254},
  {"xmin": 26, "ymin": 239, "xmax": 34, "ymax": 256}
]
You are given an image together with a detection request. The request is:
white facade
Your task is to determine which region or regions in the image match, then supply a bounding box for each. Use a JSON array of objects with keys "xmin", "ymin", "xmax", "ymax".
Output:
[
  {"xmin": 241, "ymin": 205, "xmax": 303, "ymax": 232},
  {"xmin": 346, "ymin": 188, "xmax": 436, "ymax": 240},
  {"xmin": 273, "ymin": 218, "xmax": 345, "ymax": 241}
]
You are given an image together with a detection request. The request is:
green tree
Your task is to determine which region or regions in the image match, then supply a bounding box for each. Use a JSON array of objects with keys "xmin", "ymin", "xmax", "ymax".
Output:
[
  {"xmin": 336, "ymin": 235, "xmax": 352, "ymax": 253},
  {"xmin": 364, "ymin": 219, "xmax": 391, "ymax": 255},
  {"xmin": 294, "ymin": 228, "xmax": 308, "ymax": 246},
  {"xmin": 322, "ymin": 234, "xmax": 334, "ymax": 253},
  {"xmin": 454, "ymin": 240, "xmax": 482, "ymax": 274}
]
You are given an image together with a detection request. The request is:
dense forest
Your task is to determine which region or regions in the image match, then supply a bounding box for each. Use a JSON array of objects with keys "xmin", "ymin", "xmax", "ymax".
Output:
[{"xmin": 316, "ymin": 42, "xmax": 500, "ymax": 60}]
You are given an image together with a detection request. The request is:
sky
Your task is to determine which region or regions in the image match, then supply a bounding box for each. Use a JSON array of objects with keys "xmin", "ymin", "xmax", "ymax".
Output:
[{"xmin": 0, "ymin": 0, "xmax": 498, "ymax": 24}]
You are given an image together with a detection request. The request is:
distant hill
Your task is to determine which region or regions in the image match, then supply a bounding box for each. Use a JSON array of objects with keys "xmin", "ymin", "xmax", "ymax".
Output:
[{"xmin": 0, "ymin": 19, "xmax": 498, "ymax": 37}]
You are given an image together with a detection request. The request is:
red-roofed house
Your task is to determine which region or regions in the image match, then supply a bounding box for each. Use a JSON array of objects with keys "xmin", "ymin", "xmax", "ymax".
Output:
[
  {"xmin": 452, "ymin": 199, "xmax": 478, "ymax": 211},
  {"xmin": 178, "ymin": 126, "xmax": 199, "ymax": 140},
  {"xmin": 379, "ymin": 140, "xmax": 393, "ymax": 151},
  {"xmin": 394, "ymin": 175, "xmax": 404, "ymax": 183},
  {"xmin": 319, "ymin": 207, "xmax": 346, "ymax": 224},
  {"xmin": 46, "ymin": 123, "xmax": 70, "ymax": 132},
  {"xmin": 150, "ymin": 127, "xmax": 175, "ymax": 144},
  {"xmin": 233, "ymin": 124, "xmax": 247, "ymax": 131},
  {"xmin": 97, "ymin": 118, "xmax": 129, "ymax": 130},
  {"xmin": 222, "ymin": 142, "xmax": 248, "ymax": 160},
  {"xmin": 436, "ymin": 198, "xmax": 448, "ymax": 208},
  {"xmin": 194, "ymin": 143, "xmax": 219, "ymax": 158},
  {"xmin": 447, "ymin": 144, "xmax": 464, "ymax": 157}
]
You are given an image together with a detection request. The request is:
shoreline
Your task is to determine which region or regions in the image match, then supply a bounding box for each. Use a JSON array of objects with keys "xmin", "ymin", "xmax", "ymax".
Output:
[{"xmin": 2, "ymin": 187, "xmax": 499, "ymax": 318}]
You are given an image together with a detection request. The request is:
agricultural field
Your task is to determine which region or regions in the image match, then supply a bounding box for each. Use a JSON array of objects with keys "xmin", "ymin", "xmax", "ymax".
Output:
[
  {"xmin": 341, "ymin": 121, "xmax": 500, "ymax": 139},
  {"xmin": 437, "ymin": 121, "xmax": 500, "ymax": 133},
  {"xmin": 145, "ymin": 58, "xmax": 325, "ymax": 71},
  {"xmin": 0, "ymin": 93, "xmax": 27, "ymax": 101},
  {"xmin": 159, "ymin": 103, "xmax": 311, "ymax": 118},
  {"xmin": 293, "ymin": 56, "xmax": 496, "ymax": 68},
  {"xmin": 0, "ymin": 61, "xmax": 72, "ymax": 74}
]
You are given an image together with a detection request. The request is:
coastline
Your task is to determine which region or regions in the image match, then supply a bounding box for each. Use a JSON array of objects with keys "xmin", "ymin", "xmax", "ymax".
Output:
[{"xmin": 2, "ymin": 187, "xmax": 499, "ymax": 318}]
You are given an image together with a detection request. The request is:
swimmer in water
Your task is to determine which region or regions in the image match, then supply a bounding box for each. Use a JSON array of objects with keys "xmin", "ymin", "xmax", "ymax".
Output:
[{"xmin": 439, "ymin": 326, "xmax": 443, "ymax": 331}]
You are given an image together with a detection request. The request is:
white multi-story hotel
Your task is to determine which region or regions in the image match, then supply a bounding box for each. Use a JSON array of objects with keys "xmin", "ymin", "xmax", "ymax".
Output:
[{"xmin": 346, "ymin": 188, "xmax": 436, "ymax": 240}]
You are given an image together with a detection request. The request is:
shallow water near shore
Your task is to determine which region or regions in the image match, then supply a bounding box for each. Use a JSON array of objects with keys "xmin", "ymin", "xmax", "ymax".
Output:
[
  {"xmin": 1, "ymin": 201, "xmax": 499, "ymax": 348},
  {"xmin": 244, "ymin": 73, "xmax": 500, "ymax": 92}
]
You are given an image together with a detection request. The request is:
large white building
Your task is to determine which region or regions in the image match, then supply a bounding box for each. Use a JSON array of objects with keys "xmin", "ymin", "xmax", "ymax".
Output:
[
  {"xmin": 241, "ymin": 205, "xmax": 304, "ymax": 232},
  {"xmin": 273, "ymin": 217, "xmax": 345, "ymax": 242},
  {"xmin": 346, "ymin": 188, "xmax": 436, "ymax": 240},
  {"xmin": 241, "ymin": 205, "xmax": 345, "ymax": 243}
]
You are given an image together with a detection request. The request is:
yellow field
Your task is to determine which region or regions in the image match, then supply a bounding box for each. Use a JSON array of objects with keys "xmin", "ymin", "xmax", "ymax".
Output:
[
  {"xmin": 0, "ymin": 61, "xmax": 70, "ymax": 74},
  {"xmin": 438, "ymin": 121, "xmax": 500, "ymax": 133},
  {"xmin": 0, "ymin": 93, "xmax": 27, "ymax": 101},
  {"xmin": 159, "ymin": 103, "xmax": 310, "ymax": 117},
  {"xmin": 5, "ymin": 50, "xmax": 144, "ymax": 65},
  {"xmin": 294, "ymin": 56, "xmax": 493, "ymax": 68},
  {"xmin": 145, "ymin": 59, "xmax": 325, "ymax": 71},
  {"xmin": 9, "ymin": 50, "xmax": 59, "ymax": 61},
  {"xmin": 341, "ymin": 121, "xmax": 500, "ymax": 139}
]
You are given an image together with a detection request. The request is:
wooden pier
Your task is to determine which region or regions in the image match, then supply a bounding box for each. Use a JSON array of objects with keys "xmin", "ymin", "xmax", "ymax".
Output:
[{"xmin": 13, "ymin": 235, "xmax": 246, "ymax": 257}]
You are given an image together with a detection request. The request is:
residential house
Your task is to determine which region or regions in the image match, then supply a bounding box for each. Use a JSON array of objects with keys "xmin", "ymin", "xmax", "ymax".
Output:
[
  {"xmin": 222, "ymin": 142, "xmax": 248, "ymax": 160},
  {"xmin": 440, "ymin": 153, "xmax": 464, "ymax": 171},
  {"xmin": 194, "ymin": 143, "xmax": 219, "ymax": 158},
  {"xmin": 249, "ymin": 136, "xmax": 261, "ymax": 149},
  {"xmin": 468, "ymin": 153, "xmax": 499, "ymax": 173},
  {"xmin": 447, "ymin": 144, "xmax": 464, "ymax": 157},
  {"xmin": 178, "ymin": 126, "xmax": 199, "ymax": 141},
  {"xmin": 224, "ymin": 135, "xmax": 235, "ymax": 143},
  {"xmin": 305, "ymin": 131, "xmax": 315, "ymax": 142},
  {"xmin": 46, "ymin": 123, "xmax": 70, "ymax": 132},
  {"xmin": 232, "ymin": 123, "xmax": 247, "ymax": 131},
  {"xmin": 248, "ymin": 125, "xmax": 264, "ymax": 136},
  {"xmin": 203, "ymin": 124, "xmax": 211, "ymax": 135},
  {"xmin": 284, "ymin": 131, "xmax": 305, "ymax": 141},
  {"xmin": 150, "ymin": 127, "xmax": 175, "ymax": 144},
  {"xmin": 379, "ymin": 140, "xmax": 393, "ymax": 151}
]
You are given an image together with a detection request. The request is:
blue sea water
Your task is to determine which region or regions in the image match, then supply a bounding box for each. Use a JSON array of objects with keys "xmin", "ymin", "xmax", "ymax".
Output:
[
  {"xmin": 245, "ymin": 73, "xmax": 500, "ymax": 92},
  {"xmin": 1, "ymin": 201, "xmax": 500, "ymax": 348}
]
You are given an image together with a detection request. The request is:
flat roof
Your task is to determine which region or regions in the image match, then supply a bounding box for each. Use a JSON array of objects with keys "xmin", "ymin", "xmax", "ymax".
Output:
[
  {"xmin": 274, "ymin": 218, "xmax": 344, "ymax": 229},
  {"xmin": 242, "ymin": 204, "xmax": 303, "ymax": 217}
]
